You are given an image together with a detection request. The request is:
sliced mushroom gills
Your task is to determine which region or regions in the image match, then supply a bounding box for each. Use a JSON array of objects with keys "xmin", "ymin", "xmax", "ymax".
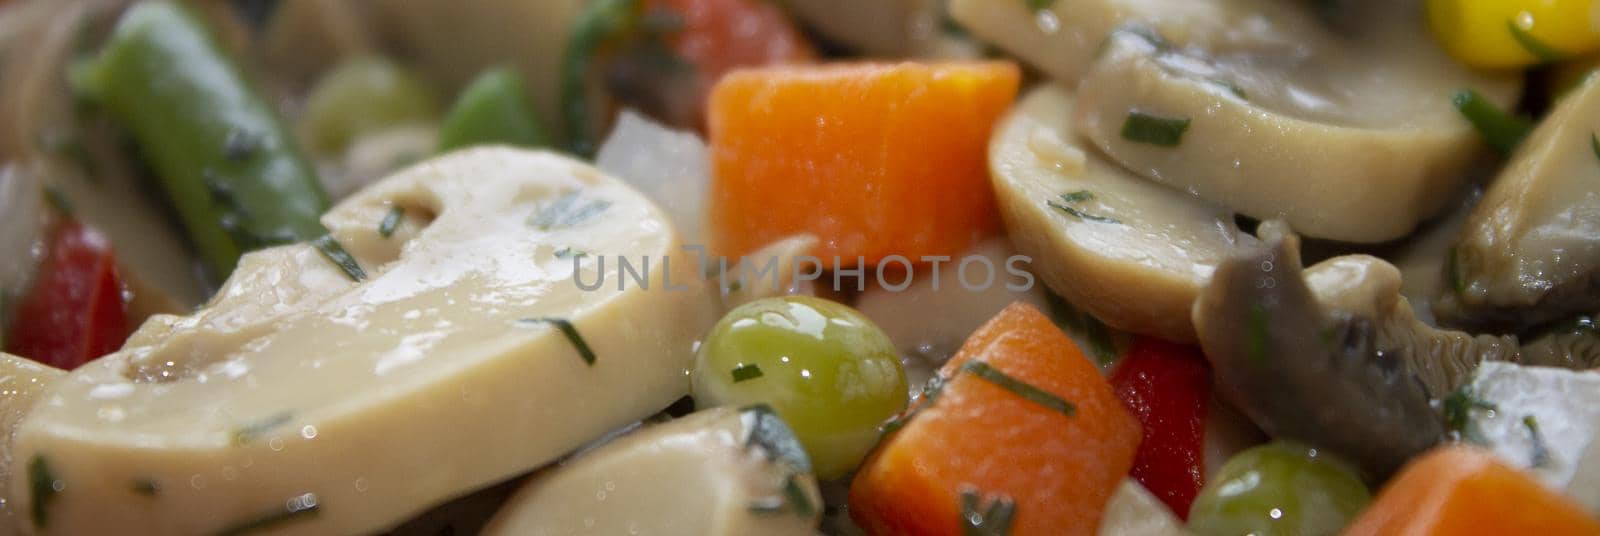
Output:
[
  {"xmin": 1074, "ymin": 11, "xmax": 1519, "ymax": 243},
  {"xmin": 990, "ymin": 86, "xmax": 1247, "ymax": 343},
  {"xmin": 1194, "ymin": 219, "xmax": 1600, "ymax": 479},
  {"xmin": 1193, "ymin": 221, "xmax": 1445, "ymax": 477},
  {"xmin": 1439, "ymin": 74, "xmax": 1600, "ymax": 331},
  {"xmin": 483, "ymin": 406, "xmax": 822, "ymax": 535},
  {"xmin": 7, "ymin": 148, "xmax": 717, "ymax": 535}
]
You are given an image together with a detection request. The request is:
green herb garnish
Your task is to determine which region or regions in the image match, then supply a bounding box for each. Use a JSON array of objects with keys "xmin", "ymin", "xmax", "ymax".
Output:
[
  {"xmin": 519, "ymin": 317, "xmax": 596, "ymax": 365},
  {"xmin": 312, "ymin": 234, "xmax": 367, "ymax": 282},
  {"xmin": 43, "ymin": 184, "xmax": 74, "ymax": 216},
  {"xmin": 959, "ymin": 486, "xmax": 1018, "ymax": 536},
  {"xmin": 1591, "ymin": 133, "xmax": 1600, "ymax": 165},
  {"xmin": 961, "ymin": 361, "xmax": 1076, "ymax": 418},
  {"xmin": 554, "ymin": 246, "xmax": 589, "ymax": 259},
  {"xmin": 1048, "ymin": 192, "xmax": 1120, "ymax": 224},
  {"xmin": 531, "ymin": 191, "xmax": 612, "ymax": 230},
  {"xmin": 132, "ymin": 479, "xmax": 159, "ymax": 496},
  {"xmin": 1452, "ymin": 89, "xmax": 1532, "ymax": 155},
  {"xmin": 29, "ymin": 455, "xmax": 58, "ymax": 529},
  {"xmin": 1211, "ymin": 78, "xmax": 1247, "ymax": 100},
  {"xmin": 881, "ymin": 373, "xmax": 949, "ymax": 436},
  {"xmin": 1246, "ymin": 303, "xmax": 1269, "ymax": 366},
  {"xmin": 782, "ymin": 473, "xmax": 816, "ymax": 518},
  {"xmin": 377, "ymin": 206, "xmax": 403, "ymax": 238},
  {"xmin": 1524, "ymin": 415, "xmax": 1550, "ymax": 467},
  {"xmin": 233, "ymin": 412, "xmax": 294, "ymax": 446},
  {"xmin": 1443, "ymin": 385, "xmax": 1497, "ymax": 445},
  {"xmin": 1120, "ymin": 111, "xmax": 1190, "ymax": 147},
  {"xmin": 731, "ymin": 363, "xmax": 764, "ymax": 383},
  {"xmin": 1507, "ymin": 20, "xmax": 1565, "ymax": 63},
  {"xmin": 215, "ymin": 493, "xmax": 321, "ymax": 536},
  {"xmin": 1024, "ymin": 0, "xmax": 1056, "ymax": 11}
]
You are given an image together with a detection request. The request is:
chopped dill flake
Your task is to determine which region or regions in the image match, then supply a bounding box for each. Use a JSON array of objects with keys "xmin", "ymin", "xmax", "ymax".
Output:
[
  {"xmin": 1524, "ymin": 415, "xmax": 1551, "ymax": 467},
  {"xmin": 731, "ymin": 363, "xmax": 764, "ymax": 383},
  {"xmin": 233, "ymin": 412, "xmax": 294, "ymax": 446},
  {"xmin": 1024, "ymin": 0, "xmax": 1056, "ymax": 11},
  {"xmin": 881, "ymin": 373, "xmax": 949, "ymax": 436},
  {"xmin": 959, "ymin": 486, "xmax": 1018, "ymax": 535},
  {"xmin": 43, "ymin": 185, "xmax": 74, "ymax": 216},
  {"xmin": 1442, "ymin": 385, "xmax": 1497, "ymax": 445},
  {"xmin": 554, "ymin": 246, "xmax": 588, "ymax": 259},
  {"xmin": 1452, "ymin": 89, "xmax": 1532, "ymax": 155},
  {"xmin": 29, "ymin": 455, "xmax": 58, "ymax": 529},
  {"xmin": 518, "ymin": 318, "xmax": 596, "ymax": 365},
  {"xmin": 1048, "ymin": 192, "xmax": 1120, "ymax": 224},
  {"xmin": 961, "ymin": 361, "xmax": 1076, "ymax": 418},
  {"xmin": 1120, "ymin": 111, "xmax": 1190, "ymax": 147},
  {"xmin": 530, "ymin": 191, "xmax": 611, "ymax": 230},
  {"xmin": 312, "ymin": 234, "xmax": 367, "ymax": 282},
  {"xmin": 782, "ymin": 473, "xmax": 816, "ymax": 518},
  {"xmin": 377, "ymin": 206, "xmax": 403, "ymax": 238},
  {"xmin": 1507, "ymin": 20, "xmax": 1565, "ymax": 63}
]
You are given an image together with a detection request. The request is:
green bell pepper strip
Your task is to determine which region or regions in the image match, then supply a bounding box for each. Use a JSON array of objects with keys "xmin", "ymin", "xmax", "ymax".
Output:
[
  {"xmin": 437, "ymin": 67, "xmax": 550, "ymax": 152},
  {"xmin": 74, "ymin": 1, "xmax": 333, "ymax": 279}
]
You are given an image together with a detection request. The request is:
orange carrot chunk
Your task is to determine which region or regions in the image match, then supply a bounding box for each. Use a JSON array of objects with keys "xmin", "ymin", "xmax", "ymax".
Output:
[
  {"xmin": 708, "ymin": 61, "xmax": 1020, "ymax": 266},
  {"xmin": 1343, "ymin": 446, "xmax": 1600, "ymax": 536},
  {"xmin": 849, "ymin": 302, "xmax": 1142, "ymax": 536}
]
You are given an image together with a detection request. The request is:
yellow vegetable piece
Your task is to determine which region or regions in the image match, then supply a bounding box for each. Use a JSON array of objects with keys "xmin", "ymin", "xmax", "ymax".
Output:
[{"xmin": 1428, "ymin": 0, "xmax": 1600, "ymax": 69}]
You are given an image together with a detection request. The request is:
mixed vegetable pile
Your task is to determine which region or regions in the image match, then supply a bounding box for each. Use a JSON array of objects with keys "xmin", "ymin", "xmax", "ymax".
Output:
[{"xmin": 0, "ymin": 0, "xmax": 1599, "ymax": 534}]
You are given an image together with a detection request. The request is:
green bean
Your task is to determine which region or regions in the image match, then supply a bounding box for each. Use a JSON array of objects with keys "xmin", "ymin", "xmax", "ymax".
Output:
[
  {"xmin": 438, "ymin": 67, "xmax": 550, "ymax": 152},
  {"xmin": 560, "ymin": 0, "xmax": 641, "ymax": 157},
  {"xmin": 73, "ymin": 1, "xmax": 329, "ymax": 278}
]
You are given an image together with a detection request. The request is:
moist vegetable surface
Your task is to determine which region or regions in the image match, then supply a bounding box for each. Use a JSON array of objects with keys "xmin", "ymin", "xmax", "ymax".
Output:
[{"xmin": 0, "ymin": 0, "xmax": 1597, "ymax": 535}]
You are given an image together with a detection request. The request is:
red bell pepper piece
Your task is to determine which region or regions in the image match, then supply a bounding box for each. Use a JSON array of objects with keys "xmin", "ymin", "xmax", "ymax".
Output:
[
  {"xmin": 6, "ymin": 220, "xmax": 128, "ymax": 370},
  {"xmin": 1110, "ymin": 337, "xmax": 1212, "ymax": 519}
]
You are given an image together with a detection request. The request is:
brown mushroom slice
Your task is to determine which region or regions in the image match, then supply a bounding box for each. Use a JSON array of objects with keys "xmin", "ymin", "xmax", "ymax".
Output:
[
  {"xmin": 1438, "ymin": 75, "xmax": 1600, "ymax": 330},
  {"xmin": 991, "ymin": 85, "xmax": 1246, "ymax": 342},
  {"xmin": 1193, "ymin": 221, "xmax": 1444, "ymax": 476},
  {"xmin": 948, "ymin": 0, "xmax": 1323, "ymax": 84},
  {"xmin": 1073, "ymin": 9, "xmax": 1520, "ymax": 243}
]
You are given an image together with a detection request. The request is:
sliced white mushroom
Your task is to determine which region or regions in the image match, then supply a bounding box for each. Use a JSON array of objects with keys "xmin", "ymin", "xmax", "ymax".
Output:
[
  {"xmin": 1463, "ymin": 361, "xmax": 1600, "ymax": 514},
  {"xmin": 1074, "ymin": 15, "xmax": 1520, "ymax": 242},
  {"xmin": 991, "ymin": 85, "xmax": 1246, "ymax": 342},
  {"xmin": 7, "ymin": 148, "xmax": 717, "ymax": 535},
  {"xmin": 0, "ymin": 354, "xmax": 61, "ymax": 529},
  {"xmin": 483, "ymin": 406, "xmax": 822, "ymax": 536},
  {"xmin": 1097, "ymin": 480, "xmax": 1190, "ymax": 536},
  {"xmin": 949, "ymin": 0, "xmax": 1326, "ymax": 84},
  {"xmin": 1439, "ymin": 74, "xmax": 1600, "ymax": 330}
]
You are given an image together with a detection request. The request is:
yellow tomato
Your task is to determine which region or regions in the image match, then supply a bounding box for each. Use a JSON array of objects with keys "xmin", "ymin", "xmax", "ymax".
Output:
[{"xmin": 1428, "ymin": 0, "xmax": 1600, "ymax": 69}]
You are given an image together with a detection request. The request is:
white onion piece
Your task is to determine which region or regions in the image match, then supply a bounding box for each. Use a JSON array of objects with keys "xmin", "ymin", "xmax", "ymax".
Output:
[
  {"xmin": 0, "ymin": 164, "xmax": 45, "ymax": 305},
  {"xmin": 595, "ymin": 110, "xmax": 710, "ymax": 245}
]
